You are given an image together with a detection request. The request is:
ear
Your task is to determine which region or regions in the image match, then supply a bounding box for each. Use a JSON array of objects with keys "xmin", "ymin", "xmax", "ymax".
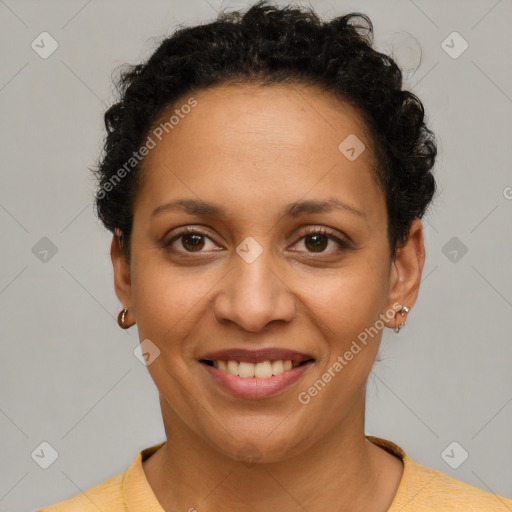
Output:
[
  {"xmin": 111, "ymin": 233, "xmax": 132, "ymax": 309},
  {"xmin": 384, "ymin": 218, "xmax": 425, "ymax": 329}
]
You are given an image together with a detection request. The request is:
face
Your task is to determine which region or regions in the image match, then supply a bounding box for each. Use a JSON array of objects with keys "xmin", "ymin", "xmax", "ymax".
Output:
[{"xmin": 112, "ymin": 83, "xmax": 424, "ymax": 463}]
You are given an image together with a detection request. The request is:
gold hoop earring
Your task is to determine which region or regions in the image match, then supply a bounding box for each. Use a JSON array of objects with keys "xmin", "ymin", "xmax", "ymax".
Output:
[
  {"xmin": 394, "ymin": 306, "xmax": 410, "ymax": 334},
  {"xmin": 117, "ymin": 308, "xmax": 133, "ymax": 329}
]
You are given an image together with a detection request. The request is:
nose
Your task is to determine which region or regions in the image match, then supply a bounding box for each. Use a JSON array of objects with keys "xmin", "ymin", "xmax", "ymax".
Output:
[{"xmin": 212, "ymin": 248, "xmax": 296, "ymax": 333}]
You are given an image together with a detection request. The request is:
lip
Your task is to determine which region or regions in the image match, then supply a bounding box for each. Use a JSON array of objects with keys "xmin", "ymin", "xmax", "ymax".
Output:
[
  {"xmin": 200, "ymin": 359, "xmax": 315, "ymax": 399},
  {"xmin": 199, "ymin": 348, "xmax": 313, "ymax": 364}
]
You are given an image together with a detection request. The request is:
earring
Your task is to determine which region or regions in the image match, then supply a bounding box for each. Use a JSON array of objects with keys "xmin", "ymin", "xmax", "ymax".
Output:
[
  {"xmin": 117, "ymin": 308, "xmax": 133, "ymax": 329},
  {"xmin": 394, "ymin": 306, "xmax": 410, "ymax": 334}
]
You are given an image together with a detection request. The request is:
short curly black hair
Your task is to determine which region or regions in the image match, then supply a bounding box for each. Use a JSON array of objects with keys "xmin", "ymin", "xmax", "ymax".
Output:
[{"xmin": 93, "ymin": 0, "xmax": 436, "ymax": 262}]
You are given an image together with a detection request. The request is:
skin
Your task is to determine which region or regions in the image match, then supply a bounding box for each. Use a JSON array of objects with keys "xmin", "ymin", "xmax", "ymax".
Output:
[{"xmin": 111, "ymin": 83, "xmax": 425, "ymax": 511}]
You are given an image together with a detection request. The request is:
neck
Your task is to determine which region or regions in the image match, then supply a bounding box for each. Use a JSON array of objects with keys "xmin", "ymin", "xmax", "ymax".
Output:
[{"xmin": 142, "ymin": 390, "xmax": 402, "ymax": 512}]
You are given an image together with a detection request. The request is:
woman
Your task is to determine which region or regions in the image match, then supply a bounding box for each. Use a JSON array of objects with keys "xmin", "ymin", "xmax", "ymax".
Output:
[{"xmin": 38, "ymin": 1, "xmax": 512, "ymax": 510}]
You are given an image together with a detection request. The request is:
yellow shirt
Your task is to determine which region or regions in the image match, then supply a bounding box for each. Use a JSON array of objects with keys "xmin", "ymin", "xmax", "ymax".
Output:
[{"xmin": 37, "ymin": 436, "xmax": 512, "ymax": 511}]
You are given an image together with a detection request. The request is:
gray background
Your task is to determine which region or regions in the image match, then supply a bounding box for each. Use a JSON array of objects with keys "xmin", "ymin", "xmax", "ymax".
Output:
[{"xmin": 1, "ymin": 0, "xmax": 511, "ymax": 510}]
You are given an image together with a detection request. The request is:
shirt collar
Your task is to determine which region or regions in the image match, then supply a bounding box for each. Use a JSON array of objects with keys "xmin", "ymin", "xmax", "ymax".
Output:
[
  {"xmin": 122, "ymin": 436, "xmax": 411, "ymax": 511},
  {"xmin": 122, "ymin": 442, "xmax": 166, "ymax": 511}
]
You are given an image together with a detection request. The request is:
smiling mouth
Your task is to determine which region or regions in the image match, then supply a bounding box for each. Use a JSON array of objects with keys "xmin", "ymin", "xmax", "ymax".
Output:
[{"xmin": 200, "ymin": 358, "xmax": 315, "ymax": 379}]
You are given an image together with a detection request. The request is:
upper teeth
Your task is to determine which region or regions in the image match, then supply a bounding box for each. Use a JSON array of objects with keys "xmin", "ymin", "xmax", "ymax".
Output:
[{"xmin": 213, "ymin": 360, "xmax": 298, "ymax": 378}]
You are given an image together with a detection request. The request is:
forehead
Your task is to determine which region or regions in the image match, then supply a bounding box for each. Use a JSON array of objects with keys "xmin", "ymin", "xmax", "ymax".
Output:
[
  {"xmin": 135, "ymin": 83, "xmax": 384, "ymax": 221},
  {"xmin": 159, "ymin": 82, "xmax": 372, "ymax": 152}
]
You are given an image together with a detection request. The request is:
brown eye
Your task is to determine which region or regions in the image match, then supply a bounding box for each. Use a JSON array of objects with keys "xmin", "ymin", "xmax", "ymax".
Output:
[
  {"xmin": 180, "ymin": 233, "xmax": 206, "ymax": 252},
  {"xmin": 163, "ymin": 228, "xmax": 219, "ymax": 254},
  {"xmin": 304, "ymin": 233, "xmax": 329, "ymax": 252},
  {"xmin": 293, "ymin": 227, "xmax": 351, "ymax": 254}
]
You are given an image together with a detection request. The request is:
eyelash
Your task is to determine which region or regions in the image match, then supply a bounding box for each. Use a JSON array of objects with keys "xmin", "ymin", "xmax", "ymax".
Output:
[{"xmin": 162, "ymin": 226, "xmax": 351, "ymax": 255}]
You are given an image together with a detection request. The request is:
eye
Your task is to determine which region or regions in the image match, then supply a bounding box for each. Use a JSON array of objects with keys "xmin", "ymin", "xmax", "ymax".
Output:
[
  {"xmin": 163, "ymin": 227, "xmax": 221, "ymax": 254},
  {"xmin": 292, "ymin": 227, "xmax": 351, "ymax": 254},
  {"xmin": 162, "ymin": 226, "xmax": 351, "ymax": 256}
]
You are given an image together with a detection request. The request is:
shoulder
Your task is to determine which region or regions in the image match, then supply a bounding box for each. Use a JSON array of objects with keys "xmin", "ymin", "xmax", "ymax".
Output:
[
  {"xmin": 35, "ymin": 473, "xmax": 125, "ymax": 511},
  {"xmin": 397, "ymin": 456, "xmax": 512, "ymax": 511},
  {"xmin": 35, "ymin": 442, "xmax": 165, "ymax": 512},
  {"xmin": 367, "ymin": 435, "xmax": 512, "ymax": 511}
]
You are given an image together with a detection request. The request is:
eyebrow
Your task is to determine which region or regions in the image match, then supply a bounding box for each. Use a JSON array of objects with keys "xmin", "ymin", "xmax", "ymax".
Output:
[{"xmin": 151, "ymin": 197, "xmax": 366, "ymax": 220}]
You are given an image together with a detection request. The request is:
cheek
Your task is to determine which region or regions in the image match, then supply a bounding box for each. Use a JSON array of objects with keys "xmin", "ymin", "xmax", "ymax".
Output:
[
  {"xmin": 312, "ymin": 254, "xmax": 390, "ymax": 332},
  {"xmin": 128, "ymin": 253, "xmax": 204, "ymax": 356},
  {"xmin": 295, "ymin": 268, "xmax": 389, "ymax": 423},
  {"xmin": 308, "ymin": 255, "xmax": 391, "ymax": 390}
]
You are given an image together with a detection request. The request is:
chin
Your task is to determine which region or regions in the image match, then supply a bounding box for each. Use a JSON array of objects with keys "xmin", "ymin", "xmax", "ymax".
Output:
[{"xmin": 200, "ymin": 420, "xmax": 316, "ymax": 465}]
